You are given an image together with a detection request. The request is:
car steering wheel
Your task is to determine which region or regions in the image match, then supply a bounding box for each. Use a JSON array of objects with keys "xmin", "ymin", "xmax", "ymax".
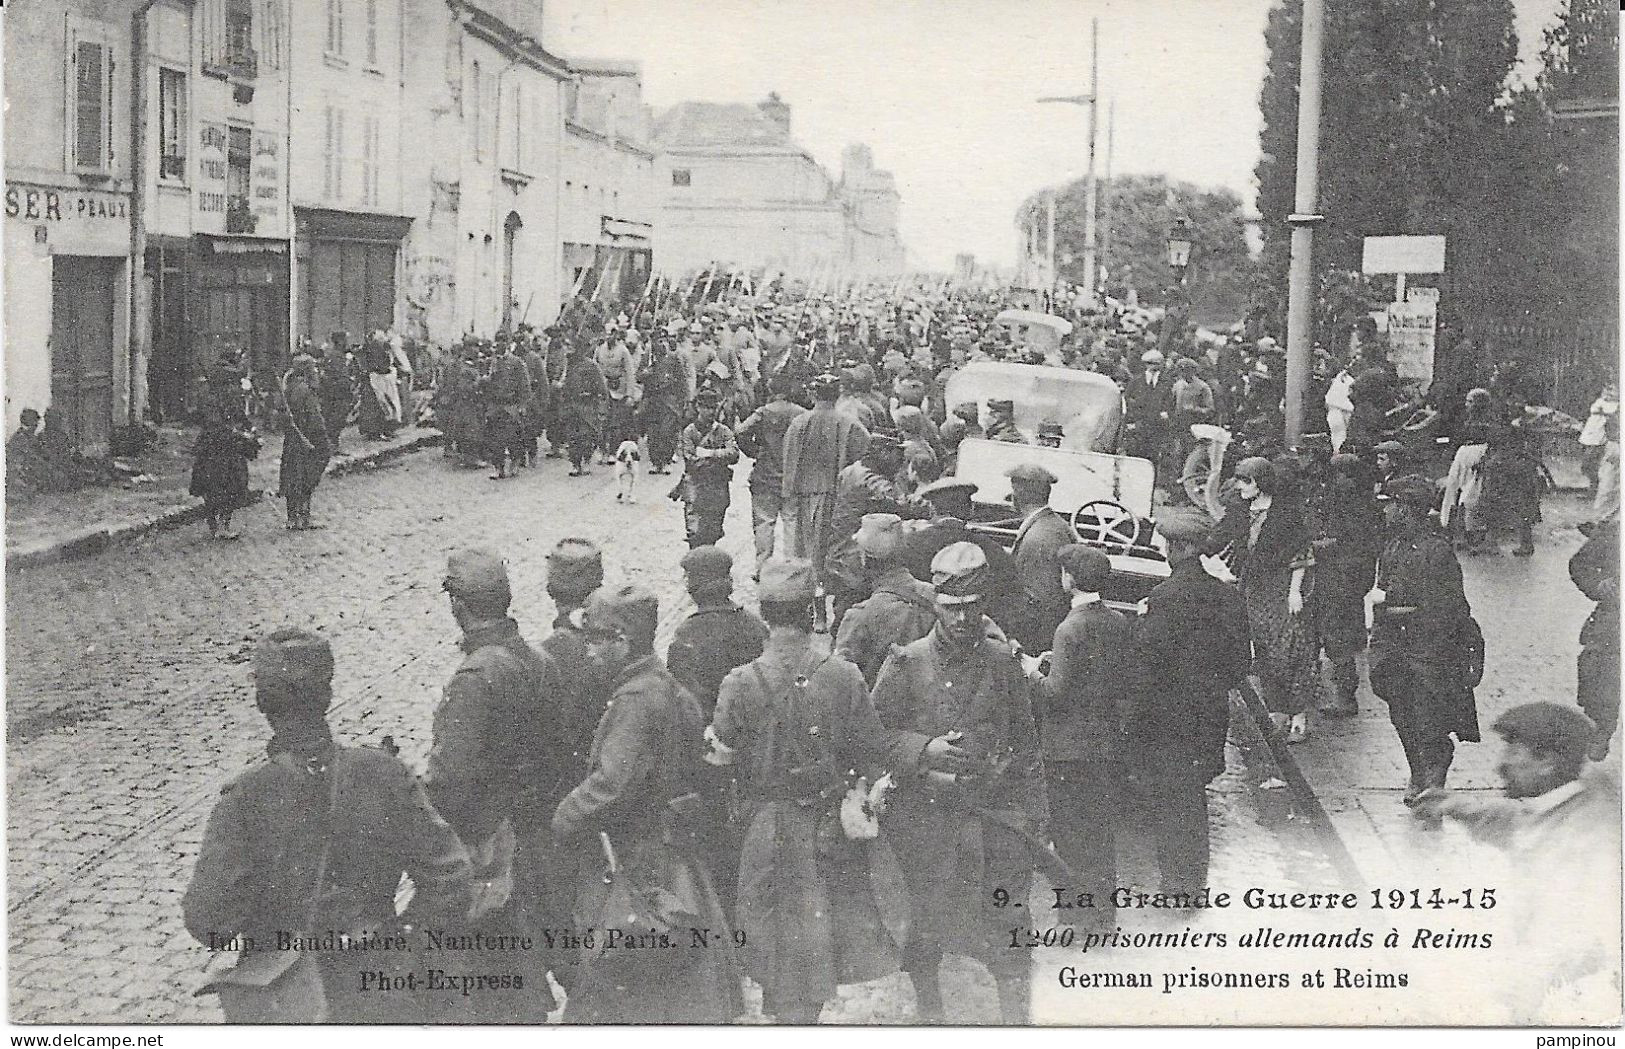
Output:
[{"xmin": 1071, "ymin": 499, "xmax": 1143, "ymax": 549}]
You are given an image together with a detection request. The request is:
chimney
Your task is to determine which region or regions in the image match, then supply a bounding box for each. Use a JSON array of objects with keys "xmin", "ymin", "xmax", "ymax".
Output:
[{"xmin": 758, "ymin": 91, "xmax": 791, "ymax": 135}]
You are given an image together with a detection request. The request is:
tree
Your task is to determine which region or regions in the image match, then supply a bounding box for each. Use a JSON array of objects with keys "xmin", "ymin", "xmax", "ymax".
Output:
[{"xmin": 1017, "ymin": 173, "xmax": 1254, "ymax": 325}]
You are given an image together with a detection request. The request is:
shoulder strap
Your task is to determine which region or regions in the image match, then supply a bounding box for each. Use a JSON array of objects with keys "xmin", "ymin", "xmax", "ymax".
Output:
[{"xmin": 271, "ymin": 750, "xmax": 344, "ymax": 931}]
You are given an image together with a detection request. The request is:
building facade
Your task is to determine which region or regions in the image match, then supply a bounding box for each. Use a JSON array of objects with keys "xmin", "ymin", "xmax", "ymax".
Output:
[
  {"xmin": 651, "ymin": 93, "xmax": 905, "ymax": 279},
  {"xmin": 560, "ymin": 60, "xmax": 655, "ymax": 305}
]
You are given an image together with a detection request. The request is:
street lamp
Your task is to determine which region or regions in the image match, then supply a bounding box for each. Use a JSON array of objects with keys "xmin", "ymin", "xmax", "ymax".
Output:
[{"xmin": 1160, "ymin": 217, "xmax": 1194, "ymax": 354}]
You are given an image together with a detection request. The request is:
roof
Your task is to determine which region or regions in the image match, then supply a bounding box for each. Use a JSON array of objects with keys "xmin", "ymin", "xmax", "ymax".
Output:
[
  {"xmin": 570, "ymin": 58, "xmax": 641, "ymax": 77},
  {"xmin": 652, "ymin": 102, "xmax": 801, "ymax": 152}
]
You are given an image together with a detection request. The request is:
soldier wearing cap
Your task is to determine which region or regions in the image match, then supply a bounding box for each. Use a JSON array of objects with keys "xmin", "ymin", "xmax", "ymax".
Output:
[
  {"xmin": 707, "ymin": 559, "xmax": 905, "ymax": 1023},
  {"xmin": 903, "ymin": 477, "xmax": 1024, "ymax": 635},
  {"xmin": 823, "ymin": 434, "xmax": 932, "ymax": 625},
  {"xmin": 638, "ymin": 337, "xmax": 688, "ymax": 474},
  {"xmin": 666, "ymin": 546, "xmax": 768, "ymax": 721},
  {"xmin": 1306, "ymin": 452, "xmax": 1380, "ymax": 717},
  {"xmin": 595, "ymin": 329, "xmax": 641, "ymax": 467},
  {"xmin": 1371, "ymin": 438, "xmax": 1410, "ymax": 493},
  {"xmin": 481, "ymin": 336, "xmax": 534, "ymax": 479},
  {"xmin": 835, "ymin": 513, "xmax": 940, "ymax": 685},
  {"xmin": 542, "ymin": 538, "xmax": 610, "ymax": 785},
  {"xmin": 1033, "ymin": 545, "xmax": 1134, "ymax": 930},
  {"xmin": 870, "ymin": 540, "xmax": 1045, "ymax": 1023},
  {"xmin": 676, "ymin": 389, "xmax": 741, "ymax": 548},
  {"xmin": 1128, "ymin": 509, "xmax": 1251, "ymax": 897},
  {"xmin": 734, "ymin": 370, "xmax": 809, "ymax": 571},
  {"xmin": 1007, "ymin": 462, "xmax": 1073, "ymax": 653},
  {"xmin": 984, "ymin": 398, "xmax": 1027, "ymax": 444},
  {"xmin": 183, "ymin": 629, "xmax": 473, "ymax": 1024},
  {"xmin": 559, "ymin": 337, "xmax": 609, "ymax": 476},
  {"xmin": 1369, "ymin": 474, "xmax": 1480, "ymax": 802},
  {"xmin": 553, "ymin": 585, "xmax": 742, "ymax": 1023},
  {"xmin": 518, "ymin": 331, "xmax": 551, "ymax": 468},
  {"xmin": 426, "ymin": 549, "xmax": 567, "ymax": 1020},
  {"xmin": 1124, "ymin": 348, "xmax": 1175, "ymax": 483}
]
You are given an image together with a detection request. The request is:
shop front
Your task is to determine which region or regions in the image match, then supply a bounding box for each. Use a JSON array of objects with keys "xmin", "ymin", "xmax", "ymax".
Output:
[{"xmin": 295, "ymin": 207, "xmax": 412, "ymax": 346}]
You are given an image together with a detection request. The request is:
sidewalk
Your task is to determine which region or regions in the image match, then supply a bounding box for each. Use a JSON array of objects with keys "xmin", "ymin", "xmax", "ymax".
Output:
[
  {"xmin": 5, "ymin": 423, "xmax": 441, "ymax": 569},
  {"xmin": 1252, "ymin": 491, "xmax": 1614, "ymax": 882}
]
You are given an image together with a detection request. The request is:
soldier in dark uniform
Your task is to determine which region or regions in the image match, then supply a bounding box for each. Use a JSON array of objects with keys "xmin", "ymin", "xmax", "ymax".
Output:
[
  {"xmin": 665, "ymin": 546, "xmax": 768, "ymax": 721},
  {"xmin": 835, "ymin": 513, "xmax": 940, "ymax": 686},
  {"xmin": 317, "ymin": 336, "xmax": 357, "ymax": 449},
  {"xmin": 425, "ymin": 549, "xmax": 566, "ymax": 1021},
  {"xmin": 872, "ymin": 541, "xmax": 1047, "ymax": 1023},
  {"xmin": 1369, "ymin": 474, "xmax": 1481, "ymax": 802},
  {"xmin": 902, "ymin": 477, "xmax": 1023, "ymax": 636},
  {"xmin": 983, "ymin": 398, "xmax": 1027, "ymax": 444},
  {"xmin": 639, "ymin": 337, "xmax": 688, "ymax": 475},
  {"xmin": 278, "ymin": 355, "xmax": 330, "ymax": 531},
  {"xmin": 1130, "ymin": 510, "xmax": 1252, "ymax": 895},
  {"xmin": 677, "ymin": 390, "xmax": 740, "ymax": 548},
  {"xmin": 1307, "ymin": 453, "xmax": 1381, "ymax": 717},
  {"xmin": 706, "ymin": 559, "xmax": 907, "ymax": 1023},
  {"xmin": 1007, "ymin": 463, "xmax": 1073, "ymax": 654},
  {"xmin": 481, "ymin": 338, "xmax": 533, "ymax": 479},
  {"xmin": 1033, "ymin": 545, "xmax": 1133, "ymax": 931},
  {"xmin": 823, "ymin": 435, "xmax": 931, "ymax": 625},
  {"xmin": 183, "ymin": 629, "xmax": 473, "ymax": 1024},
  {"xmin": 519, "ymin": 333, "xmax": 551, "ymax": 468},
  {"xmin": 560, "ymin": 338, "xmax": 609, "ymax": 476},
  {"xmin": 1570, "ymin": 515, "xmax": 1619, "ymax": 761},
  {"xmin": 552, "ymin": 585, "xmax": 743, "ymax": 1024},
  {"xmin": 734, "ymin": 370, "xmax": 809, "ymax": 572}
]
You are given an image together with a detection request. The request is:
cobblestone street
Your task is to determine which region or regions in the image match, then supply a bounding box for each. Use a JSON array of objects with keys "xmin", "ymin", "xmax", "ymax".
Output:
[{"xmin": 5, "ymin": 446, "xmax": 1345, "ymax": 1024}]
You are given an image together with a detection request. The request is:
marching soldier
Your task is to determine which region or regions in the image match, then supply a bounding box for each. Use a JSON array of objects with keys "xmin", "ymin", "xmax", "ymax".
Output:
[
  {"xmin": 183, "ymin": 629, "xmax": 473, "ymax": 1024},
  {"xmin": 481, "ymin": 338, "xmax": 533, "ymax": 479},
  {"xmin": 519, "ymin": 333, "xmax": 551, "ymax": 468},
  {"xmin": 872, "ymin": 542, "xmax": 1047, "ymax": 1023},
  {"xmin": 822, "ymin": 435, "xmax": 931, "ymax": 625},
  {"xmin": 706, "ymin": 558, "xmax": 907, "ymax": 1023},
  {"xmin": 596, "ymin": 331, "xmax": 640, "ymax": 466},
  {"xmin": 541, "ymin": 538, "xmax": 609, "ymax": 786},
  {"xmin": 835, "ymin": 513, "xmax": 940, "ymax": 686},
  {"xmin": 676, "ymin": 389, "xmax": 741, "ymax": 548},
  {"xmin": 424, "ymin": 550, "xmax": 566, "ymax": 1021},
  {"xmin": 552, "ymin": 585, "xmax": 742, "ymax": 1024},
  {"xmin": 278, "ymin": 354, "xmax": 330, "ymax": 531},
  {"xmin": 734, "ymin": 371, "xmax": 809, "ymax": 571},
  {"xmin": 560, "ymin": 337, "xmax": 609, "ymax": 477},
  {"xmin": 666, "ymin": 546, "xmax": 768, "ymax": 721}
]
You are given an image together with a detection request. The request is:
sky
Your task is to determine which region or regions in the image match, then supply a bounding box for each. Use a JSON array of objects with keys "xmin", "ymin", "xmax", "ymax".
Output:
[{"xmin": 545, "ymin": 0, "xmax": 1569, "ymax": 271}]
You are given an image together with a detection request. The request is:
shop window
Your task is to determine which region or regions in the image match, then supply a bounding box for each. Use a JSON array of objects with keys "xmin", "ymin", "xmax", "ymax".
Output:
[
  {"xmin": 671, "ymin": 169, "xmax": 691, "ymax": 187},
  {"xmin": 71, "ymin": 38, "xmax": 114, "ymax": 172},
  {"xmin": 158, "ymin": 69, "xmax": 187, "ymax": 181}
]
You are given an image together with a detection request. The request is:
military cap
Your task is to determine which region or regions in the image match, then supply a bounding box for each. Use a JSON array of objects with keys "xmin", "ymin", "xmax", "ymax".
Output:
[
  {"xmin": 896, "ymin": 378, "xmax": 927, "ymax": 405},
  {"xmin": 254, "ymin": 628, "xmax": 335, "ymax": 711},
  {"xmin": 866, "ymin": 432, "xmax": 902, "ymax": 454},
  {"xmin": 694, "ymin": 388, "xmax": 722, "ymax": 407},
  {"xmin": 809, "ymin": 373, "xmax": 842, "ymax": 401},
  {"xmin": 1057, "ymin": 544, "xmax": 1113, "ymax": 592},
  {"xmin": 1038, "ymin": 422, "xmax": 1065, "ymax": 440},
  {"xmin": 688, "ymin": 321, "xmax": 705, "ymax": 333},
  {"xmin": 1006, "ymin": 462, "xmax": 1059, "ymax": 488},
  {"xmin": 758, "ymin": 558, "xmax": 816, "ymax": 603},
  {"xmin": 856, "ymin": 513, "xmax": 906, "ymax": 559},
  {"xmin": 1157, "ymin": 508, "xmax": 1216, "ymax": 547},
  {"xmin": 582, "ymin": 584, "xmax": 660, "ymax": 643},
  {"xmin": 987, "ymin": 398, "xmax": 1015, "ymax": 414},
  {"xmin": 1378, "ymin": 474, "xmax": 1437, "ymax": 509},
  {"xmin": 931, "ymin": 541, "xmax": 988, "ymax": 604},
  {"xmin": 1373, "ymin": 439, "xmax": 1407, "ymax": 456},
  {"xmin": 917, "ymin": 476, "xmax": 979, "ymax": 503},
  {"xmin": 1141, "ymin": 349, "xmax": 1165, "ymax": 365},
  {"xmin": 1493, "ymin": 702, "xmax": 1597, "ymax": 766},
  {"xmin": 680, "ymin": 546, "xmax": 734, "ymax": 593},
  {"xmin": 443, "ymin": 548, "xmax": 513, "ymax": 611},
  {"xmin": 547, "ymin": 537, "xmax": 604, "ymax": 600}
]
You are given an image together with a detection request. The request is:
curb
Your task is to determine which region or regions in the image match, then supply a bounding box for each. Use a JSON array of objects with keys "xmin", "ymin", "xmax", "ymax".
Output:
[
  {"xmin": 1235, "ymin": 680, "xmax": 1366, "ymax": 888},
  {"xmin": 6, "ymin": 430, "xmax": 442, "ymax": 571}
]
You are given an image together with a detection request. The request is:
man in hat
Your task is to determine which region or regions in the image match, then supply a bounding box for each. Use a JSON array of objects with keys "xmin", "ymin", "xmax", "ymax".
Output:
[
  {"xmin": 733, "ymin": 371, "xmax": 808, "ymax": 571},
  {"xmin": 553, "ymin": 586, "xmax": 742, "ymax": 1023},
  {"xmin": 518, "ymin": 331, "xmax": 551, "ymax": 468},
  {"xmin": 316, "ymin": 338, "xmax": 358, "ymax": 449},
  {"xmin": 638, "ymin": 337, "xmax": 688, "ymax": 474},
  {"xmin": 183, "ymin": 629, "xmax": 473, "ymax": 1024},
  {"xmin": 481, "ymin": 336, "xmax": 534, "ymax": 479},
  {"xmin": 1371, "ymin": 439, "xmax": 1411, "ymax": 494},
  {"xmin": 278, "ymin": 353, "xmax": 330, "ymax": 531},
  {"xmin": 1129, "ymin": 509, "xmax": 1251, "ymax": 897},
  {"xmin": 782, "ymin": 374, "xmax": 872, "ymax": 612},
  {"xmin": 1369, "ymin": 475, "xmax": 1481, "ymax": 802},
  {"xmin": 595, "ymin": 330, "xmax": 640, "ymax": 466},
  {"xmin": 541, "ymin": 538, "xmax": 610, "ymax": 795},
  {"xmin": 1033, "ymin": 545, "xmax": 1133, "ymax": 930},
  {"xmin": 425, "ymin": 549, "xmax": 568, "ymax": 1020},
  {"xmin": 666, "ymin": 546, "xmax": 768, "ymax": 721},
  {"xmin": 835, "ymin": 513, "xmax": 940, "ymax": 685},
  {"xmin": 676, "ymin": 390, "xmax": 741, "ymax": 548},
  {"xmin": 1569, "ymin": 515, "xmax": 1619, "ymax": 760},
  {"xmin": 559, "ymin": 338, "xmax": 609, "ymax": 476},
  {"xmin": 902, "ymin": 477, "xmax": 1023, "ymax": 635},
  {"xmin": 1170, "ymin": 356, "xmax": 1215, "ymax": 476},
  {"xmin": 1124, "ymin": 348, "xmax": 1174, "ymax": 484},
  {"xmin": 1007, "ymin": 462, "xmax": 1072, "ymax": 653},
  {"xmin": 706, "ymin": 558, "xmax": 906, "ymax": 1023},
  {"xmin": 1306, "ymin": 452, "xmax": 1381, "ymax": 717},
  {"xmin": 984, "ymin": 398, "xmax": 1027, "ymax": 444},
  {"xmin": 824, "ymin": 435, "xmax": 932, "ymax": 625},
  {"xmin": 939, "ymin": 402, "xmax": 984, "ymax": 473},
  {"xmin": 871, "ymin": 541, "xmax": 1046, "ymax": 1023}
]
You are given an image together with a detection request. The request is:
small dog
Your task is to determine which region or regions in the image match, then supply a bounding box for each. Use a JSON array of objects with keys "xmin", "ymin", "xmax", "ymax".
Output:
[{"xmin": 614, "ymin": 439, "xmax": 641, "ymax": 503}]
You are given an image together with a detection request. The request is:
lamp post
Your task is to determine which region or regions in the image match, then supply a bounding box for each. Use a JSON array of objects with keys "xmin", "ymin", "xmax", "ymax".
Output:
[
  {"xmin": 1037, "ymin": 17, "xmax": 1100, "ymax": 307},
  {"xmin": 1160, "ymin": 217, "xmax": 1193, "ymax": 353}
]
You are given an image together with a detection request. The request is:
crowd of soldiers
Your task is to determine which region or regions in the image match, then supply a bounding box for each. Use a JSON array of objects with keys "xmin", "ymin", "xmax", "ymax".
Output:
[{"xmin": 181, "ymin": 275, "xmax": 1618, "ymax": 1025}]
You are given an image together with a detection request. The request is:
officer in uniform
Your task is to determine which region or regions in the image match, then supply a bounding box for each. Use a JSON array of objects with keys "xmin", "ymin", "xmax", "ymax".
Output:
[
  {"xmin": 984, "ymin": 398, "xmax": 1027, "ymax": 443},
  {"xmin": 706, "ymin": 558, "xmax": 906, "ymax": 1024},
  {"xmin": 552, "ymin": 585, "xmax": 743, "ymax": 1024},
  {"xmin": 183, "ymin": 629, "xmax": 473, "ymax": 1024},
  {"xmin": 902, "ymin": 477, "xmax": 1023, "ymax": 637},
  {"xmin": 1033, "ymin": 545, "xmax": 1133, "ymax": 930},
  {"xmin": 676, "ymin": 390, "xmax": 741, "ymax": 548},
  {"xmin": 1130, "ymin": 510, "xmax": 1252, "ymax": 896},
  {"xmin": 425, "ymin": 550, "xmax": 565, "ymax": 1021},
  {"xmin": 835, "ymin": 513, "xmax": 940, "ymax": 686},
  {"xmin": 1369, "ymin": 474, "xmax": 1481, "ymax": 802},
  {"xmin": 1007, "ymin": 463, "xmax": 1073, "ymax": 654},
  {"xmin": 872, "ymin": 541, "xmax": 1047, "ymax": 1023}
]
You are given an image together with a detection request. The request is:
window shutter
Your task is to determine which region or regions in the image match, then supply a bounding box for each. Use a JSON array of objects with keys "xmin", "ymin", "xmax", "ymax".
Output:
[{"xmin": 74, "ymin": 41, "xmax": 109, "ymax": 170}]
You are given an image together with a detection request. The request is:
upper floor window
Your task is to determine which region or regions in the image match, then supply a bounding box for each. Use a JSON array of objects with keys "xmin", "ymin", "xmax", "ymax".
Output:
[
  {"xmin": 365, "ymin": 0, "xmax": 378, "ymax": 66},
  {"xmin": 326, "ymin": 0, "xmax": 345, "ymax": 56},
  {"xmin": 671, "ymin": 169, "xmax": 691, "ymax": 187},
  {"xmin": 225, "ymin": 0, "xmax": 254, "ymax": 74},
  {"xmin": 72, "ymin": 38, "xmax": 115, "ymax": 172},
  {"xmin": 469, "ymin": 61, "xmax": 484, "ymax": 160},
  {"xmin": 158, "ymin": 68, "xmax": 187, "ymax": 181},
  {"xmin": 325, "ymin": 105, "xmax": 346, "ymax": 200}
]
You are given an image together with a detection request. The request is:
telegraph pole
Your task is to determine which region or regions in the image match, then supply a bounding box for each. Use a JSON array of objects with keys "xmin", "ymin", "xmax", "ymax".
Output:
[
  {"xmin": 1284, "ymin": 0, "xmax": 1326, "ymax": 444},
  {"xmin": 1081, "ymin": 18, "xmax": 1100, "ymax": 308},
  {"xmin": 1100, "ymin": 98, "xmax": 1115, "ymax": 300}
]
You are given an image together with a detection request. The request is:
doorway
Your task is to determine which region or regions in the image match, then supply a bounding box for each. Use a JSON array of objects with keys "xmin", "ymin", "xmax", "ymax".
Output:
[{"xmin": 50, "ymin": 256, "xmax": 119, "ymax": 455}]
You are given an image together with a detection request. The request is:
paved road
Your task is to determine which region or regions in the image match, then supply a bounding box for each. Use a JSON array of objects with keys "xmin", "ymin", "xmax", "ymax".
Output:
[{"xmin": 7, "ymin": 447, "xmax": 1340, "ymax": 1023}]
